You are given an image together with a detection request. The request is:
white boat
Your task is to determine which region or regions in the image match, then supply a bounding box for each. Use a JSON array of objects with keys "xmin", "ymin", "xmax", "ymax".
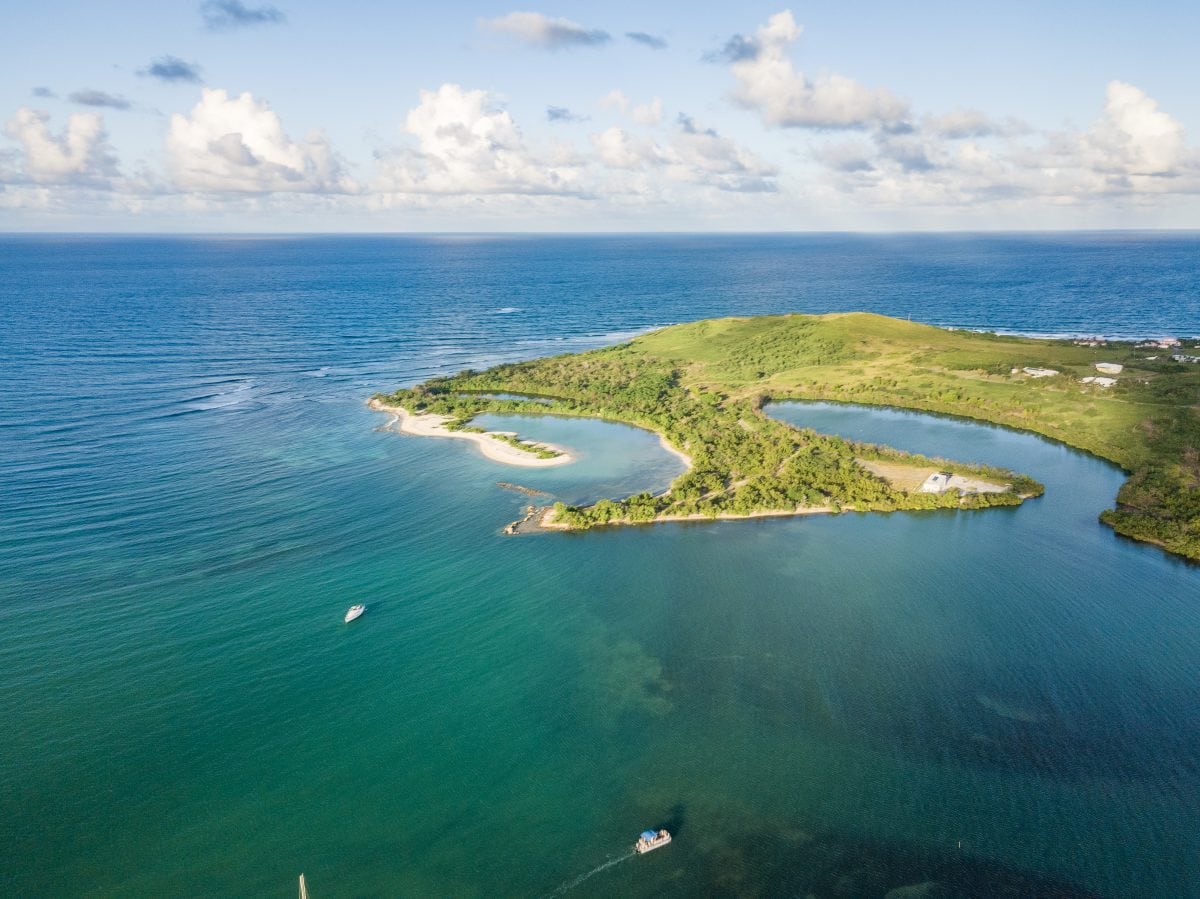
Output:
[
  {"xmin": 344, "ymin": 604, "xmax": 366, "ymax": 623},
  {"xmin": 299, "ymin": 874, "xmax": 309, "ymax": 899},
  {"xmin": 634, "ymin": 828, "xmax": 671, "ymax": 854}
]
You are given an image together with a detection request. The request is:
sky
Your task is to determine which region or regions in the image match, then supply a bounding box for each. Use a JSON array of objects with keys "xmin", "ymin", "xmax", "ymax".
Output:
[{"xmin": 2, "ymin": 0, "xmax": 1199, "ymax": 231}]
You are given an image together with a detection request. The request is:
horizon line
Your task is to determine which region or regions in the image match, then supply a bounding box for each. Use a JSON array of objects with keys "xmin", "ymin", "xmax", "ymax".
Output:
[{"xmin": 3, "ymin": 228, "xmax": 1200, "ymax": 238}]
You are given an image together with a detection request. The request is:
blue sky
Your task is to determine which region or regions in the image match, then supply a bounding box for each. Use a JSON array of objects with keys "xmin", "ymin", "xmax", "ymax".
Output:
[{"xmin": 3, "ymin": 1, "xmax": 1198, "ymax": 230}]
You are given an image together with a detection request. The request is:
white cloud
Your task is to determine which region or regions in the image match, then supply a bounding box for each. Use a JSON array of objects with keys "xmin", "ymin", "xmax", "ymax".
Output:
[
  {"xmin": 3, "ymin": 107, "xmax": 118, "ymax": 186},
  {"xmin": 725, "ymin": 10, "xmax": 910, "ymax": 130},
  {"xmin": 632, "ymin": 99, "xmax": 664, "ymax": 127},
  {"xmin": 376, "ymin": 83, "xmax": 584, "ymax": 196},
  {"xmin": 592, "ymin": 127, "xmax": 659, "ymax": 170},
  {"xmin": 599, "ymin": 90, "xmax": 629, "ymax": 113},
  {"xmin": 591, "ymin": 115, "xmax": 777, "ymax": 193},
  {"xmin": 598, "ymin": 92, "xmax": 664, "ymax": 127},
  {"xmin": 668, "ymin": 116, "xmax": 777, "ymax": 191},
  {"xmin": 813, "ymin": 139, "xmax": 876, "ymax": 173},
  {"xmin": 6, "ymin": 46, "xmax": 1195, "ymax": 228},
  {"xmin": 483, "ymin": 12, "xmax": 610, "ymax": 49},
  {"xmin": 811, "ymin": 81, "xmax": 1198, "ymax": 208},
  {"xmin": 166, "ymin": 89, "xmax": 356, "ymax": 193},
  {"xmin": 1085, "ymin": 81, "xmax": 1188, "ymax": 177}
]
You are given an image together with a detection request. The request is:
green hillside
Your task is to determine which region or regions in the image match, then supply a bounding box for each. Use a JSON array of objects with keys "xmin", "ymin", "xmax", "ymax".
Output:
[{"xmin": 377, "ymin": 312, "xmax": 1200, "ymax": 560}]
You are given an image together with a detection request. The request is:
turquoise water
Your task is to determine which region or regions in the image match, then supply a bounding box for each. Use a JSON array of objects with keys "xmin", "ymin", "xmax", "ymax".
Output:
[
  {"xmin": 468, "ymin": 413, "xmax": 687, "ymax": 507},
  {"xmin": 2, "ymin": 235, "xmax": 1200, "ymax": 897}
]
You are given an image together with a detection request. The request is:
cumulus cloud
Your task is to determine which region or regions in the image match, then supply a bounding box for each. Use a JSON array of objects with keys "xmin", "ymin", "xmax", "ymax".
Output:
[
  {"xmin": 8, "ymin": 50, "xmax": 1193, "ymax": 224},
  {"xmin": 632, "ymin": 99, "xmax": 664, "ymax": 127},
  {"xmin": 1085, "ymin": 81, "xmax": 1188, "ymax": 177},
  {"xmin": 592, "ymin": 114, "xmax": 777, "ymax": 193},
  {"xmin": 200, "ymin": 0, "xmax": 286, "ymax": 31},
  {"xmin": 484, "ymin": 12, "xmax": 610, "ymax": 49},
  {"xmin": 626, "ymin": 31, "xmax": 667, "ymax": 50},
  {"xmin": 377, "ymin": 83, "xmax": 584, "ymax": 195},
  {"xmin": 599, "ymin": 90, "xmax": 629, "ymax": 113},
  {"xmin": 141, "ymin": 56, "xmax": 204, "ymax": 84},
  {"xmin": 597, "ymin": 91, "xmax": 662, "ymax": 126},
  {"xmin": 592, "ymin": 127, "xmax": 656, "ymax": 170},
  {"xmin": 874, "ymin": 134, "xmax": 936, "ymax": 172},
  {"xmin": 812, "ymin": 80, "xmax": 1199, "ymax": 207},
  {"xmin": 375, "ymin": 85, "xmax": 771, "ymax": 201},
  {"xmin": 671, "ymin": 115, "xmax": 778, "ymax": 191},
  {"xmin": 813, "ymin": 140, "xmax": 876, "ymax": 173},
  {"xmin": 31, "ymin": 87, "xmax": 56, "ymax": 99},
  {"xmin": 166, "ymin": 88, "xmax": 355, "ymax": 193},
  {"xmin": 3, "ymin": 107, "xmax": 118, "ymax": 186},
  {"xmin": 723, "ymin": 10, "xmax": 910, "ymax": 130},
  {"xmin": 69, "ymin": 90, "xmax": 131, "ymax": 110}
]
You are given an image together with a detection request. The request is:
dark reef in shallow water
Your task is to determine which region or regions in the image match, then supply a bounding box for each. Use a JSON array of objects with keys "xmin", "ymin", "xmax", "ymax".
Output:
[{"xmin": 678, "ymin": 823, "xmax": 1101, "ymax": 898}]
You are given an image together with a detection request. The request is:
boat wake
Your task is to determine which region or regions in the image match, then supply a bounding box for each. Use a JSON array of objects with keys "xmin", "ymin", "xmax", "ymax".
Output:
[{"xmin": 545, "ymin": 850, "xmax": 635, "ymax": 896}]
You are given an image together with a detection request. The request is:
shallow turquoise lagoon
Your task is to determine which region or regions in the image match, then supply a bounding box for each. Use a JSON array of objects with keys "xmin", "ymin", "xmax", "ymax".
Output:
[{"xmin": 468, "ymin": 412, "xmax": 687, "ymax": 507}]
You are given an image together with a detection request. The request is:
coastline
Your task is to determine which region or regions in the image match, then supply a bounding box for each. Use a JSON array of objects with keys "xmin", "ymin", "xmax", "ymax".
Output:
[
  {"xmin": 657, "ymin": 434, "xmax": 693, "ymax": 470},
  {"xmin": 537, "ymin": 502, "xmax": 837, "ymax": 532},
  {"xmin": 368, "ymin": 398, "xmax": 574, "ymax": 468}
]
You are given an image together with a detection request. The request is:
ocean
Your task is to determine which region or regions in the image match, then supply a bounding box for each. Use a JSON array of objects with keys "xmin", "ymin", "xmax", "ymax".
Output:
[{"xmin": 1, "ymin": 233, "xmax": 1198, "ymax": 897}]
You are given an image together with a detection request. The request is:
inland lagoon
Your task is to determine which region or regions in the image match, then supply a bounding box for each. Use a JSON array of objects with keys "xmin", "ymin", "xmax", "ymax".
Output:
[{"xmin": 2, "ymin": 235, "xmax": 1199, "ymax": 896}]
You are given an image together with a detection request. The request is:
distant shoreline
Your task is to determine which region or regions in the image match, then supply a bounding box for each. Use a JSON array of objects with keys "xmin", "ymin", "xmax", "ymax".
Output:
[{"xmin": 368, "ymin": 398, "xmax": 574, "ymax": 468}]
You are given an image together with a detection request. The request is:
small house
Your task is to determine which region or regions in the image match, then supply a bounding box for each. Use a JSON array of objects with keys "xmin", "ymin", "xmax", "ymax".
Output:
[{"xmin": 919, "ymin": 472, "xmax": 953, "ymax": 494}]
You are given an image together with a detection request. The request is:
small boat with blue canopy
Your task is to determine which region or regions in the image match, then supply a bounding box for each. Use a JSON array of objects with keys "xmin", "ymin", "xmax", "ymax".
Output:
[{"xmin": 634, "ymin": 828, "xmax": 671, "ymax": 854}]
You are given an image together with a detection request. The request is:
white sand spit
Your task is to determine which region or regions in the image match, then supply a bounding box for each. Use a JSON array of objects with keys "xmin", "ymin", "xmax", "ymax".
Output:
[{"xmin": 369, "ymin": 399, "xmax": 573, "ymax": 468}]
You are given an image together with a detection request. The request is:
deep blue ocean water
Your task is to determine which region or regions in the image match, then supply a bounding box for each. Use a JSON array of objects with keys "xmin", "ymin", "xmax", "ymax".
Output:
[{"xmin": 1, "ymin": 234, "xmax": 1199, "ymax": 897}]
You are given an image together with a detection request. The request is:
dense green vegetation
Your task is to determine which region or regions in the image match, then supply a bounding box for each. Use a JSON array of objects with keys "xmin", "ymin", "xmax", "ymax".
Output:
[
  {"xmin": 377, "ymin": 315, "xmax": 1044, "ymax": 531},
  {"xmin": 377, "ymin": 312, "xmax": 1200, "ymax": 559},
  {"xmin": 644, "ymin": 314, "xmax": 1200, "ymax": 560},
  {"xmin": 487, "ymin": 431, "xmax": 562, "ymax": 459}
]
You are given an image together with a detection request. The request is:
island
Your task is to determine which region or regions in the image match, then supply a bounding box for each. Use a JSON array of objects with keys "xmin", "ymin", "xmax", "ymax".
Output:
[{"xmin": 373, "ymin": 312, "xmax": 1200, "ymax": 562}]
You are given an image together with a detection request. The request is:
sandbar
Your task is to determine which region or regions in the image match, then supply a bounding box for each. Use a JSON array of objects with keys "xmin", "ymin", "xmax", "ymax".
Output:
[{"xmin": 369, "ymin": 398, "xmax": 574, "ymax": 468}]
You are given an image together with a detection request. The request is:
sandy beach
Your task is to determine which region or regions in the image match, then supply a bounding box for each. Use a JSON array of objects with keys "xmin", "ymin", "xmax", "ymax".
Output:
[
  {"xmin": 369, "ymin": 398, "xmax": 574, "ymax": 467},
  {"xmin": 657, "ymin": 434, "xmax": 693, "ymax": 470}
]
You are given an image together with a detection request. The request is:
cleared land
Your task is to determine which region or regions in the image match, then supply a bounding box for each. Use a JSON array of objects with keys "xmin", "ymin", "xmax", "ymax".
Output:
[
  {"xmin": 375, "ymin": 312, "xmax": 1200, "ymax": 560},
  {"xmin": 859, "ymin": 460, "xmax": 943, "ymax": 492}
]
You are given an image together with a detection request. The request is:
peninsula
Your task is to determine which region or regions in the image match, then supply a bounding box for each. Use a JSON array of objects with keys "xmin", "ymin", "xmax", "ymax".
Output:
[{"xmin": 374, "ymin": 313, "xmax": 1200, "ymax": 560}]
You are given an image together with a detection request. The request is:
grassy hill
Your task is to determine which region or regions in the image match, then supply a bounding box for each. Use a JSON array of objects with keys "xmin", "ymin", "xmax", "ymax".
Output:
[{"xmin": 377, "ymin": 313, "xmax": 1200, "ymax": 560}]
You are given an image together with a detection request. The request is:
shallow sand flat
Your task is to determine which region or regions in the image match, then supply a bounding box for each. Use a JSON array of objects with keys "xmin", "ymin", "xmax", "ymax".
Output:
[{"xmin": 369, "ymin": 399, "xmax": 574, "ymax": 468}]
